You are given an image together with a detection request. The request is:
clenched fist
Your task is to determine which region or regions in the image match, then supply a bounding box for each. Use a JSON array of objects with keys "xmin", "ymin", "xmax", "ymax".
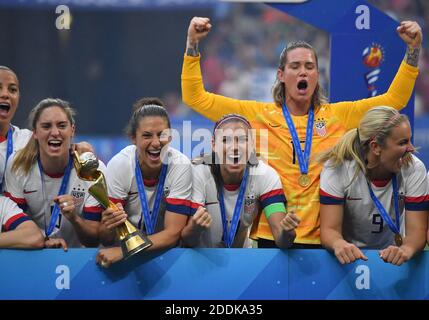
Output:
[{"xmin": 187, "ymin": 17, "xmax": 212, "ymax": 47}]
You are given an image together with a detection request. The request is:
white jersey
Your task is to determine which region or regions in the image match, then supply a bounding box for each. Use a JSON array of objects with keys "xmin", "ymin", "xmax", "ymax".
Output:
[
  {"xmin": 107, "ymin": 145, "xmax": 192, "ymax": 233},
  {"xmin": 4, "ymin": 155, "xmax": 106, "ymax": 247},
  {"xmin": 0, "ymin": 196, "xmax": 30, "ymax": 233},
  {"xmin": 320, "ymin": 154, "xmax": 429, "ymax": 249},
  {"xmin": 0, "ymin": 125, "xmax": 32, "ymax": 186},
  {"xmin": 191, "ymin": 159, "xmax": 286, "ymax": 248}
]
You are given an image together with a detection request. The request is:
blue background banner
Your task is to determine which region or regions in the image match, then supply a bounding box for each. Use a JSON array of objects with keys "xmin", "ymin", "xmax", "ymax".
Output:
[
  {"xmin": 1, "ymin": 248, "xmax": 428, "ymax": 300},
  {"xmin": 0, "ymin": 0, "xmax": 216, "ymax": 10}
]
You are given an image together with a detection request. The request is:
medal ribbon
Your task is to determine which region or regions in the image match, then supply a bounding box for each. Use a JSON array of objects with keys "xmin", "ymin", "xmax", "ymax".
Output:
[
  {"xmin": 367, "ymin": 174, "xmax": 401, "ymax": 236},
  {"xmin": 38, "ymin": 156, "xmax": 73, "ymax": 237},
  {"xmin": 281, "ymin": 102, "xmax": 314, "ymax": 176},
  {"xmin": 135, "ymin": 151, "xmax": 168, "ymax": 235},
  {"xmin": 218, "ymin": 166, "xmax": 249, "ymax": 248}
]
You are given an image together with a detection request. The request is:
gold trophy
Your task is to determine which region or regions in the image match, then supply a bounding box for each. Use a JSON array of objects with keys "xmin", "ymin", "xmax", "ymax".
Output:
[{"xmin": 73, "ymin": 151, "xmax": 152, "ymax": 258}]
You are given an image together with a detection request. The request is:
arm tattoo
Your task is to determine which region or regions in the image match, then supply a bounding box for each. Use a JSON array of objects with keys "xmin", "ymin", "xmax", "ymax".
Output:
[
  {"xmin": 404, "ymin": 47, "xmax": 420, "ymax": 67},
  {"xmin": 186, "ymin": 43, "xmax": 199, "ymax": 57}
]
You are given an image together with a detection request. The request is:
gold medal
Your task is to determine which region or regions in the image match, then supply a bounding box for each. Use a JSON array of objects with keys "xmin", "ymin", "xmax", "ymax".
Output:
[
  {"xmin": 394, "ymin": 233, "xmax": 403, "ymax": 247},
  {"xmin": 298, "ymin": 174, "xmax": 310, "ymax": 187}
]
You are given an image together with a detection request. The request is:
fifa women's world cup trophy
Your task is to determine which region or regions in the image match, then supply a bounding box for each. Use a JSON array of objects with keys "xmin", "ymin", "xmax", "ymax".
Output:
[{"xmin": 73, "ymin": 151, "xmax": 152, "ymax": 258}]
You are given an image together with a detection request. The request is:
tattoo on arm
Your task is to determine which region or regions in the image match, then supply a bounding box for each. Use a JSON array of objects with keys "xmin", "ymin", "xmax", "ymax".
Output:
[
  {"xmin": 404, "ymin": 47, "xmax": 420, "ymax": 67},
  {"xmin": 186, "ymin": 43, "xmax": 199, "ymax": 57}
]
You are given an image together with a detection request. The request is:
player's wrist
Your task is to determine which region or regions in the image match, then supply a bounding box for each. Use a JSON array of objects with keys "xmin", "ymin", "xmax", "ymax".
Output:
[
  {"xmin": 404, "ymin": 46, "xmax": 420, "ymax": 67},
  {"xmin": 332, "ymin": 238, "xmax": 347, "ymax": 251},
  {"xmin": 67, "ymin": 212, "xmax": 79, "ymax": 224},
  {"xmin": 186, "ymin": 41, "xmax": 199, "ymax": 57},
  {"xmin": 399, "ymin": 243, "xmax": 416, "ymax": 258}
]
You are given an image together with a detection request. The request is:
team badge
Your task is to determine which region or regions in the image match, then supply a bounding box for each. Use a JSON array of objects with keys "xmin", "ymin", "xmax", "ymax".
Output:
[
  {"xmin": 163, "ymin": 186, "xmax": 170, "ymax": 198},
  {"xmin": 315, "ymin": 118, "xmax": 327, "ymax": 137},
  {"xmin": 243, "ymin": 193, "xmax": 257, "ymax": 227},
  {"xmin": 244, "ymin": 194, "xmax": 256, "ymax": 215},
  {"xmin": 71, "ymin": 188, "xmax": 85, "ymax": 206}
]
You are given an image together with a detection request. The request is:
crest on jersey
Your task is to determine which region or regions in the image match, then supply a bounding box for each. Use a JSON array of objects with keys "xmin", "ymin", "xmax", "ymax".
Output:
[
  {"xmin": 71, "ymin": 188, "xmax": 85, "ymax": 206},
  {"xmin": 244, "ymin": 193, "xmax": 256, "ymax": 215},
  {"xmin": 163, "ymin": 186, "xmax": 170, "ymax": 198},
  {"xmin": 315, "ymin": 118, "xmax": 327, "ymax": 137},
  {"xmin": 242, "ymin": 193, "xmax": 257, "ymax": 227}
]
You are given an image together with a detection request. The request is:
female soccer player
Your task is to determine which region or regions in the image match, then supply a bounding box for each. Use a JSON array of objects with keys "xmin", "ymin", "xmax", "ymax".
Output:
[
  {"xmin": 319, "ymin": 106, "xmax": 429, "ymax": 266},
  {"xmin": 96, "ymin": 97, "xmax": 193, "ymax": 267},
  {"xmin": 181, "ymin": 114, "xmax": 298, "ymax": 248},
  {"xmin": 4, "ymin": 98, "xmax": 104, "ymax": 249}
]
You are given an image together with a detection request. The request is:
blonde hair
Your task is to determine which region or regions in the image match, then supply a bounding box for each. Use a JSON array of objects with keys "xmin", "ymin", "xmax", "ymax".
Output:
[
  {"xmin": 317, "ymin": 106, "xmax": 412, "ymax": 182},
  {"xmin": 12, "ymin": 98, "xmax": 76, "ymax": 175},
  {"xmin": 272, "ymin": 41, "xmax": 327, "ymax": 108}
]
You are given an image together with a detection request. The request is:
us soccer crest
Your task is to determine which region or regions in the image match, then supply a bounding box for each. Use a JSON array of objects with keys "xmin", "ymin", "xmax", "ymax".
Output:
[
  {"xmin": 163, "ymin": 186, "xmax": 170, "ymax": 198},
  {"xmin": 244, "ymin": 193, "xmax": 256, "ymax": 215},
  {"xmin": 242, "ymin": 193, "xmax": 257, "ymax": 226},
  {"xmin": 71, "ymin": 187, "xmax": 85, "ymax": 206},
  {"xmin": 315, "ymin": 118, "xmax": 327, "ymax": 137}
]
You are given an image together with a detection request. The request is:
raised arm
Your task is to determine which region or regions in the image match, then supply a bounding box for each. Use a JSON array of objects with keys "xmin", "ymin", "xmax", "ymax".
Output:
[
  {"xmin": 182, "ymin": 17, "xmax": 262, "ymax": 122},
  {"xmin": 332, "ymin": 20, "xmax": 422, "ymax": 129},
  {"xmin": 186, "ymin": 17, "xmax": 212, "ymax": 57},
  {"xmin": 397, "ymin": 20, "xmax": 422, "ymax": 67}
]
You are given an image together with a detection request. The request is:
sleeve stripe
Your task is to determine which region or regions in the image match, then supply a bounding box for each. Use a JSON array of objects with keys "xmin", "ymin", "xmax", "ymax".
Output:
[
  {"xmin": 4, "ymin": 192, "xmax": 27, "ymax": 205},
  {"xmin": 83, "ymin": 212, "xmax": 102, "ymax": 222},
  {"xmin": 320, "ymin": 196, "xmax": 345, "ymax": 205},
  {"xmin": 404, "ymin": 195, "xmax": 429, "ymax": 211},
  {"xmin": 320, "ymin": 189, "xmax": 344, "ymax": 200},
  {"xmin": 189, "ymin": 202, "xmax": 203, "ymax": 215},
  {"xmin": 83, "ymin": 206, "xmax": 103, "ymax": 213},
  {"xmin": 320, "ymin": 189, "xmax": 344, "ymax": 205},
  {"xmin": 165, "ymin": 198, "xmax": 193, "ymax": 207},
  {"xmin": 259, "ymin": 189, "xmax": 284, "ymax": 202},
  {"xmin": 109, "ymin": 197, "xmax": 126, "ymax": 206},
  {"xmin": 4, "ymin": 213, "xmax": 30, "ymax": 231},
  {"xmin": 405, "ymin": 202, "xmax": 429, "ymax": 211},
  {"xmin": 405, "ymin": 195, "xmax": 429, "ymax": 203},
  {"xmin": 260, "ymin": 195, "xmax": 286, "ymax": 209},
  {"xmin": 191, "ymin": 201, "xmax": 203, "ymax": 209},
  {"xmin": 165, "ymin": 203, "xmax": 191, "ymax": 216}
]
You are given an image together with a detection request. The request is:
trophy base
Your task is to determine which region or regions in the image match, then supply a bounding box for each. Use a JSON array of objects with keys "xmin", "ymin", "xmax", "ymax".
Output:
[{"xmin": 121, "ymin": 232, "xmax": 153, "ymax": 260}]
